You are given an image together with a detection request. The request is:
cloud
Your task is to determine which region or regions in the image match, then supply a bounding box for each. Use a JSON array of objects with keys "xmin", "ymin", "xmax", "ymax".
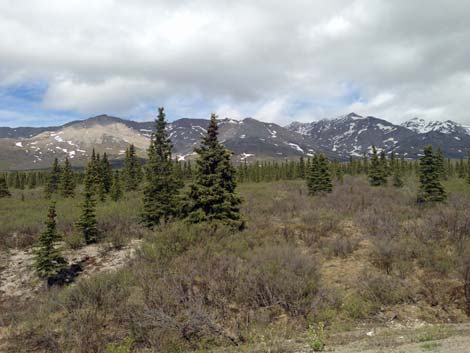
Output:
[{"xmin": 2, "ymin": 0, "xmax": 470, "ymax": 126}]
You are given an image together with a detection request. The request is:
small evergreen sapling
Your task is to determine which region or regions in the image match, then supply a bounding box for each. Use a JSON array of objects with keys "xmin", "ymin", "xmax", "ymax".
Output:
[
  {"xmin": 76, "ymin": 169, "xmax": 99, "ymax": 244},
  {"xmin": 33, "ymin": 202, "xmax": 66, "ymax": 278}
]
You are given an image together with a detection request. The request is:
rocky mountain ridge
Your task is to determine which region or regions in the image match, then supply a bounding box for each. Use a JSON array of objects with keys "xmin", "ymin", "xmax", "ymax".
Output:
[{"xmin": 1, "ymin": 113, "xmax": 470, "ymax": 170}]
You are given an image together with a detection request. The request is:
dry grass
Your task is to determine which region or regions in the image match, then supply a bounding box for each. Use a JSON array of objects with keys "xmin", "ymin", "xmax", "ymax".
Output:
[{"xmin": 2, "ymin": 176, "xmax": 470, "ymax": 352}]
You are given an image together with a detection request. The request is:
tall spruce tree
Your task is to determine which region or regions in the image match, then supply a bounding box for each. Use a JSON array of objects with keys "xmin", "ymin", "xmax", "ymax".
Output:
[
  {"xmin": 44, "ymin": 158, "xmax": 61, "ymax": 198},
  {"xmin": 122, "ymin": 144, "xmax": 142, "ymax": 191},
  {"xmin": 0, "ymin": 174, "xmax": 11, "ymax": 198},
  {"xmin": 33, "ymin": 202, "xmax": 66, "ymax": 278},
  {"xmin": 60, "ymin": 157, "xmax": 75, "ymax": 198},
  {"xmin": 417, "ymin": 145, "xmax": 446, "ymax": 203},
  {"xmin": 368, "ymin": 146, "xmax": 387, "ymax": 186},
  {"xmin": 185, "ymin": 114, "xmax": 243, "ymax": 228},
  {"xmin": 142, "ymin": 107, "xmax": 182, "ymax": 228},
  {"xmin": 76, "ymin": 165, "xmax": 99, "ymax": 244},
  {"xmin": 307, "ymin": 153, "xmax": 333, "ymax": 195},
  {"xmin": 110, "ymin": 170, "xmax": 123, "ymax": 201},
  {"xmin": 101, "ymin": 153, "xmax": 112, "ymax": 193}
]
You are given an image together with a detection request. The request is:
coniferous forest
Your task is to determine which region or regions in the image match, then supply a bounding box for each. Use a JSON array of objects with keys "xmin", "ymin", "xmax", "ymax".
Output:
[{"xmin": 2, "ymin": 110, "xmax": 470, "ymax": 352}]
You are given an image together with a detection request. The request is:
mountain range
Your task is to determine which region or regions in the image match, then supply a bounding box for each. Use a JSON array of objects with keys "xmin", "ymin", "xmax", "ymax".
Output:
[{"xmin": 1, "ymin": 113, "xmax": 470, "ymax": 170}]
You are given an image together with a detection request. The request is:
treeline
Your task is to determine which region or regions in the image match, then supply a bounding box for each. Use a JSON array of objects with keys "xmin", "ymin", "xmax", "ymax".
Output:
[{"xmin": 2, "ymin": 146, "xmax": 470, "ymax": 198}]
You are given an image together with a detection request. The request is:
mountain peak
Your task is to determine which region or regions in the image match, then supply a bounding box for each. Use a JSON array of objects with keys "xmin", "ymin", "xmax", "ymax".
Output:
[
  {"xmin": 346, "ymin": 112, "xmax": 364, "ymax": 119},
  {"xmin": 401, "ymin": 117, "xmax": 466, "ymax": 135}
]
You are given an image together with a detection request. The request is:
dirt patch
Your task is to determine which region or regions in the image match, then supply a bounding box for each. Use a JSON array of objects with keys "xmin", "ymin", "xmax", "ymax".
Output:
[{"xmin": 0, "ymin": 239, "xmax": 141, "ymax": 302}]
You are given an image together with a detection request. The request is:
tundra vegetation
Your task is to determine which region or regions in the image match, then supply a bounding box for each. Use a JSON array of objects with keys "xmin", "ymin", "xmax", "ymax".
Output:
[{"xmin": 1, "ymin": 109, "xmax": 470, "ymax": 352}]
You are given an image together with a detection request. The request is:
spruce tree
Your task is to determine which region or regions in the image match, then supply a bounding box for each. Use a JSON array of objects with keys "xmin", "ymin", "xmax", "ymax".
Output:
[
  {"xmin": 44, "ymin": 158, "xmax": 61, "ymax": 198},
  {"xmin": 298, "ymin": 156, "xmax": 306, "ymax": 178},
  {"xmin": 28, "ymin": 172, "xmax": 37, "ymax": 189},
  {"xmin": 122, "ymin": 144, "xmax": 142, "ymax": 191},
  {"xmin": 142, "ymin": 107, "xmax": 183, "ymax": 228},
  {"xmin": 185, "ymin": 114, "xmax": 243, "ymax": 228},
  {"xmin": 467, "ymin": 150, "xmax": 470, "ymax": 185},
  {"xmin": 60, "ymin": 157, "xmax": 75, "ymax": 198},
  {"xmin": 458, "ymin": 158, "xmax": 466, "ymax": 178},
  {"xmin": 368, "ymin": 146, "xmax": 387, "ymax": 186},
  {"xmin": 110, "ymin": 170, "xmax": 123, "ymax": 201},
  {"xmin": 362, "ymin": 153, "xmax": 369, "ymax": 174},
  {"xmin": 417, "ymin": 145, "xmax": 446, "ymax": 203},
  {"xmin": 94, "ymin": 153, "xmax": 106, "ymax": 202},
  {"xmin": 33, "ymin": 202, "xmax": 66, "ymax": 278},
  {"xmin": 379, "ymin": 150, "xmax": 391, "ymax": 176},
  {"xmin": 436, "ymin": 146, "xmax": 447, "ymax": 180},
  {"xmin": 0, "ymin": 174, "xmax": 11, "ymax": 198},
  {"xmin": 307, "ymin": 153, "xmax": 333, "ymax": 195},
  {"xmin": 89, "ymin": 149, "xmax": 99, "ymax": 183},
  {"xmin": 335, "ymin": 161, "xmax": 344, "ymax": 184},
  {"xmin": 76, "ymin": 167, "xmax": 99, "ymax": 244},
  {"xmin": 100, "ymin": 152, "xmax": 112, "ymax": 195},
  {"xmin": 14, "ymin": 172, "xmax": 21, "ymax": 189},
  {"xmin": 392, "ymin": 168, "xmax": 404, "ymax": 188}
]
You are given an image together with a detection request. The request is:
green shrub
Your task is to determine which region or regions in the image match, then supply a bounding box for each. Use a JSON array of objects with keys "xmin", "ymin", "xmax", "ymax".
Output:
[
  {"xmin": 105, "ymin": 336, "xmax": 134, "ymax": 353},
  {"xmin": 342, "ymin": 293, "xmax": 375, "ymax": 320},
  {"xmin": 308, "ymin": 322, "xmax": 325, "ymax": 351}
]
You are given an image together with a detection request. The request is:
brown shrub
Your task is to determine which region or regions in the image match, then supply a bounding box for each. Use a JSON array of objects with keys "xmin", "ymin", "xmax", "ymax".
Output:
[{"xmin": 240, "ymin": 244, "xmax": 320, "ymax": 315}]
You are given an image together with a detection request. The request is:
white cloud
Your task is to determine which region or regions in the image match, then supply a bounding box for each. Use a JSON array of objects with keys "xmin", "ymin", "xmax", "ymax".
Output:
[
  {"xmin": 2, "ymin": 0, "xmax": 470, "ymax": 125},
  {"xmin": 254, "ymin": 98, "xmax": 290, "ymax": 124},
  {"xmin": 43, "ymin": 77, "xmax": 166, "ymax": 114}
]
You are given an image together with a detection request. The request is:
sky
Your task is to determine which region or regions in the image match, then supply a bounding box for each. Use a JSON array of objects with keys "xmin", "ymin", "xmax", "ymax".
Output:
[{"xmin": 1, "ymin": 0, "xmax": 470, "ymax": 127}]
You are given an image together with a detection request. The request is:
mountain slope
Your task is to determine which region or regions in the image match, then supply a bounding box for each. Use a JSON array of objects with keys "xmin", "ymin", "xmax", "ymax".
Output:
[
  {"xmin": 287, "ymin": 113, "xmax": 415, "ymax": 158},
  {"xmin": 2, "ymin": 112, "xmax": 470, "ymax": 170},
  {"xmin": 0, "ymin": 115, "xmax": 332, "ymax": 170},
  {"xmin": 401, "ymin": 117, "xmax": 470, "ymax": 135}
]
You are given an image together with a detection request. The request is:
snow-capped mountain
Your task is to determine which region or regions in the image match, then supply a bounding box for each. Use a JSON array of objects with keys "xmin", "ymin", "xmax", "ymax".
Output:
[
  {"xmin": 0, "ymin": 115, "xmax": 330, "ymax": 170},
  {"xmin": 287, "ymin": 113, "xmax": 415, "ymax": 158},
  {"xmin": 395, "ymin": 118, "xmax": 470, "ymax": 157},
  {"xmin": 2, "ymin": 112, "xmax": 470, "ymax": 170},
  {"xmin": 401, "ymin": 117, "xmax": 470, "ymax": 135},
  {"xmin": 287, "ymin": 113, "xmax": 470, "ymax": 159}
]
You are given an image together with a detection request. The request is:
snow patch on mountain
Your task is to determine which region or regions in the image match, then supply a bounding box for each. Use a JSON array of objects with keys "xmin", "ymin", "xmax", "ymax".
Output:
[
  {"xmin": 286, "ymin": 142, "xmax": 304, "ymax": 153},
  {"xmin": 401, "ymin": 117, "xmax": 468, "ymax": 135},
  {"xmin": 240, "ymin": 153, "xmax": 255, "ymax": 160}
]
